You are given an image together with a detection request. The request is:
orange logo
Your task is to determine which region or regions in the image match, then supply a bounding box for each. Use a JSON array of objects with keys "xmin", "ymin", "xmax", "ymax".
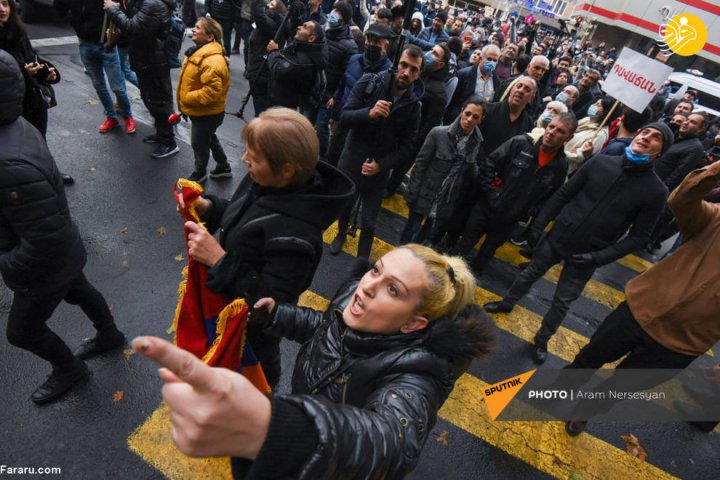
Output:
[{"xmin": 482, "ymin": 370, "xmax": 536, "ymax": 420}]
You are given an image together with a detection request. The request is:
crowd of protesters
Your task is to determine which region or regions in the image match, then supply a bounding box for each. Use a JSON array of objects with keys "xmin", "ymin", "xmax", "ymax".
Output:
[{"xmin": 2, "ymin": 0, "xmax": 720, "ymax": 477}]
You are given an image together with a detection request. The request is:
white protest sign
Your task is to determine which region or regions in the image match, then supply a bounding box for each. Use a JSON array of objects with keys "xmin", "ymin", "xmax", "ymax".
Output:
[{"xmin": 602, "ymin": 48, "xmax": 673, "ymax": 113}]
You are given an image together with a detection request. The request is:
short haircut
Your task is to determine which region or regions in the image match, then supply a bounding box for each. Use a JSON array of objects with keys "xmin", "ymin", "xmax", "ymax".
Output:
[
  {"xmin": 515, "ymin": 53, "xmax": 531, "ymax": 73},
  {"xmin": 242, "ymin": 108, "xmax": 319, "ymax": 185},
  {"xmin": 621, "ymin": 106, "xmax": 652, "ymax": 132},
  {"xmin": 436, "ymin": 42, "xmax": 451, "ymax": 66},
  {"xmin": 309, "ymin": 21, "xmax": 324, "ymax": 43},
  {"xmin": 677, "ymin": 99, "xmax": 694, "ymax": 111},
  {"xmin": 585, "ymin": 68, "xmax": 601, "ymax": 80},
  {"xmin": 377, "ymin": 7, "xmax": 392, "ymax": 21},
  {"xmin": 403, "ymin": 44, "xmax": 425, "ymax": 70},
  {"xmin": 553, "ymin": 112, "xmax": 578, "ymax": 134},
  {"xmin": 446, "ymin": 36, "xmax": 463, "ymax": 56},
  {"xmin": 689, "ymin": 111, "xmax": 709, "ymax": 129},
  {"xmin": 559, "ymin": 56, "xmax": 572, "ymax": 65},
  {"xmin": 461, "ymin": 95, "xmax": 488, "ymax": 112},
  {"xmin": 481, "ymin": 44, "xmax": 500, "ymax": 57}
]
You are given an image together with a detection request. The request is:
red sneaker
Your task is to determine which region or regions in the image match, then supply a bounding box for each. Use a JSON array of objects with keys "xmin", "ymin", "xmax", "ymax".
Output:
[
  {"xmin": 99, "ymin": 117, "xmax": 119, "ymax": 133},
  {"xmin": 124, "ymin": 116, "xmax": 136, "ymax": 134}
]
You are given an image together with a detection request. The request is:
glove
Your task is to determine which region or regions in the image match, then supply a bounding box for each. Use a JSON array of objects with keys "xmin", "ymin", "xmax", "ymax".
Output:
[
  {"xmin": 570, "ymin": 253, "xmax": 597, "ymax": 266},
  {"xmin": 526, "ymin": 229, "xmax": 542, "ymax": 248}
]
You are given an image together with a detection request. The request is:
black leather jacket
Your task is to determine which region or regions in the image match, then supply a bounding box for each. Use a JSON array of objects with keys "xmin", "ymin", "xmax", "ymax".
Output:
[{"xmin": 238, "ymin": 273, "xmax": 493, "ymax": 479}]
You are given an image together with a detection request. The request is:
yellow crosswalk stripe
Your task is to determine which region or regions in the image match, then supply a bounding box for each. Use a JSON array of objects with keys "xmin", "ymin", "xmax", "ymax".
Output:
[{"xmin": 441, "ymin": 374, "xmax": 678, "ymax": 480}]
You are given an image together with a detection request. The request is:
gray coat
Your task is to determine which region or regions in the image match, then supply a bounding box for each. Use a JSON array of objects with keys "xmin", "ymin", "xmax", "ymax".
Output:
[{"xmin": 406, "ymin": 118, "xmax": 483, "ymax": 216}]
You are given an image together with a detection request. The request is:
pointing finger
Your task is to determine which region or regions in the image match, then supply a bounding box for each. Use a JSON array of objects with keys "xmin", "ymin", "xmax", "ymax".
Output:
[{"xmin": 132, "ymin": 336, "xmax": 216, "ymax": 392}]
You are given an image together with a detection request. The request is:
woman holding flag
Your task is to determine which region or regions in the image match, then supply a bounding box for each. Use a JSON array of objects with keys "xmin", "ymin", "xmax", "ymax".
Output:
[
  {"xmin": 179, "ymin": 108, "xmax": 354, "ymax": 389},
  {"xmin": 133, "ymin": 244, "xmax": 494, "ymax": 478}
]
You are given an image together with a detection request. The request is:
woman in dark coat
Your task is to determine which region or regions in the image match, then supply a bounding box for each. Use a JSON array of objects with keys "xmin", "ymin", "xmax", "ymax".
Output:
[
  {"xmin": 134, "ymin": 244, "xmax": 494, "ymax": 478},
  {"xmin": 0, "ymin": 0, "xmax": 60, "ymax": 136},
  {"xmin": 180, "ymin": 108, "xmax": 355, "ymax": 388}
]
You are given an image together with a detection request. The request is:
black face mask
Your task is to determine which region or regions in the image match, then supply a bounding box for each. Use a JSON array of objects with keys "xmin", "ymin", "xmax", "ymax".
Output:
[
  {"xmin": 365, "ymin": 45, "xmax": 383, "ymax": 63},
  {"xmin": 669, "ymin": 123, "xmax": 681, "ymax": 137}
]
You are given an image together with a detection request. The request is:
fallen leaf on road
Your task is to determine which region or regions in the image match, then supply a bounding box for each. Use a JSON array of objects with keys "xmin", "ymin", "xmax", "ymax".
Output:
[
  {"xmin": 120, "ymin": 227, "xmax": 128, "ymax": 234},
  {"xmin": 113, "ymin": 391, "xmax": 124, "ymax": 402},
  {"xmin": 86, "ymin": 99, "xmax": 99, "ymax": 105},
  {"xmin": 89, "ymin": 167, "xmax": 96, "ymax": 172},
  {"xmin": 121, "ymin": 260, "xmax": 128, "ymax": 267},
  {"xmin": 175, "ymin": 253, "xmax": 184, "ymax": 262},
  {"xmin": 157, "ymin": 226, "xmax": 167, "ymax": 235},
  {"xmin": 123, "ymin": 348, "xmax": 134, "ymax": 360},
  {"xmin": 621, "ymin": 434, "xmax": 647, "ymax": 461},
  {"xmin": 436, "ymin": 431, "xmax": 449, "ymax": 446}
]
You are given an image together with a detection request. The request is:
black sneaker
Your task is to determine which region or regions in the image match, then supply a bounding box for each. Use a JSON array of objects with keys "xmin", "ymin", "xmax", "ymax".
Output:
[
  {"xmin": 151, "ymin": 144, "xmax": 180, "ymax": 159},
  {"xmin": 142, "ymin": 134, "xmax": 160, "ymax": 144},
  {"xmin": 188, "ymin": 170, "xmax": 208, "ymax": 183},
  {"xmin": 210, "ymin": 165, "xmax": 232, "ymax": 179},
  {"xmin": 74, "ymin": 330, "xmax": 127, "ymax": 360},
  {"xmin": 31, "ymin": 360, "xmax": 90, "ymax": 405}
]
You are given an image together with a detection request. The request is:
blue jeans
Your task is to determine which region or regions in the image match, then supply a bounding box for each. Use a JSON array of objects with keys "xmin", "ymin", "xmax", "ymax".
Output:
[
  {"xmin": 118, "ymin": 46, "xmax": 138, "ymax": 88},
  {"xmin": 78, "ymin": 41, "xmax": 132, "ymax": 119},
  {"xmin": 314, "ymin": 104, "xmax": 331, "ymax": 158}
]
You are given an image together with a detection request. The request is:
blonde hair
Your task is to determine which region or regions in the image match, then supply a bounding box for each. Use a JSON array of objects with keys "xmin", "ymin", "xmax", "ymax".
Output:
[
  {"xmin": 196, "ymin": 16, "xmax": 223, "ymax": 46},
  {"xmin": 242, "ymin": 108, "xmax": 319, "ymax": 185},
  {"xmin": 402, "ymin": 244, "xmax": 475, "ymax": 321}
]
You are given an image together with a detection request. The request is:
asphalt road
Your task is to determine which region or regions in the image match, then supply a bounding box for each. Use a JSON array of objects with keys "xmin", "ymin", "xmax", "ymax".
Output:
[{"xmin": 0, "ymin": 13, "xmax": 718, "ymax": 480}]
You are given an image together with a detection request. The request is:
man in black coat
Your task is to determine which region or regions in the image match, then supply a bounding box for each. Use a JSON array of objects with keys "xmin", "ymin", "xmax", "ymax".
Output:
[
  {"xmin": 206, "ymin": 0, "xmax": 236, "ymax": 53},
  {"xmin": 313, "ymin": 1, "xmax": 357, "ymax": 157},
  {"xmin": 480, "ymin": 75, "xmax": 536, "ymax": 155},
  {"xmin": 571, "ymin": 69, "xmax": 602, "ymax": 119},
  {"xmin": 485, "ymin": 122, "xmax": 673, "ymax": 365},
  {"xmin": 0, "ymin": 51, "xmax": 125, "ymax": 405},
  {"xmin": 266, "ymin": 20, "xmax": 328, "ymax": 110},
  {"xmin": 330, "ymin": 46, "xmax": 424, "ymax": 259},
  {"xmin": 445, "ymin": 44, "xmax": 501, "ymax": 123},
  {"xmin": 649, "ymin": 111, "xmax": 708, "ymax": 248},
  {"xmin": 449, "ymin": 113, "xmax": 576, "ymax": 274},
  {"xmin": 246, "ymin": 0, "xmax": 286, "ymax": 116},
  {"xmin": 104, "ymin": 0, "xmax": 178, "ymax": 158}
]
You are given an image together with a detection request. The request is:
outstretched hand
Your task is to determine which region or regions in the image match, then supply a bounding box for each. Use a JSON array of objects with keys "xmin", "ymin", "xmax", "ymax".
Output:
[{"xmin": 132, "ymin": 336, "xmax": 271, "ymax": 458}]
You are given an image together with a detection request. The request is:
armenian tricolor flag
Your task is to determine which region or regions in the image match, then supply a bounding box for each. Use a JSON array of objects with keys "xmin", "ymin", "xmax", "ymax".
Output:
[{"xmin": 170, "ymin": 179, "xmax": 270, "ymax": 393}]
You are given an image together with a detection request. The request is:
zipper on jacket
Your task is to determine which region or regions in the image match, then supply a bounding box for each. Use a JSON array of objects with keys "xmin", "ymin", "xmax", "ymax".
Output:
[
  {"xmin": 311, "ymin": 326, "xmax": 349, "ymax": 394},
  {"xmin": 336, "ymin": 373, "xmax": 350, "ymax": 404}
]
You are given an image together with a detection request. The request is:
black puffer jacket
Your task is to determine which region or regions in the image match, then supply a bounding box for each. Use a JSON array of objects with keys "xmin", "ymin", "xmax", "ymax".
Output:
[
  {"xmin": 0, "ymin": 23, "xmax": 61, "ymax": 121},
  {"xmin": 236, "ymin": 271, "xmax": 493, "ymax": 479},
  {"xmin": 0, "ymin": 51, "xmax": 85, "ymax": 293},
  {"xmin": 247, "ymin": 0, "xmax": 285, "ymax": 90},
  {"xmin": 206, "ymin": 0, "xmax": 236, "ymax": 20},
  {"xmin": 532, "ymin": 153, "xmax": 668, "ymax": 265},
  {"xmin": 339, "ymin": 70, "xmax": 424, "ymax": 179},
  {"xmin": 480, "ymin": 133, "xmax": 568, "ymax": 223},
  {"xmin": 267, "ymin": 39, "xmax": 328, "ymax": 110},
  {"xmin": 324, "ymin": 24, "xmax": 358, "ymax": 102},
  {"xmin": 54, "ymin": 0, "xmax": 105, "ymax": 42},
  {"xmin": 201, "ymin": 162, "xmax": 354, "ymax": 304},
  {"xmin": 106, "ymin": 0, "xmax": 174, "ymax": 72}
]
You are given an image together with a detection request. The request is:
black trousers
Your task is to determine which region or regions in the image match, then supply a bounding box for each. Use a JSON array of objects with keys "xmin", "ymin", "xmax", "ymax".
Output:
[
  {"xmin": 568, "ymin": 301, "xmax": 697, "ymax": 370},
  {"xmin": 6, "ymin": 272, "xmax": 115, "ymax": 368},
  {"xmin": 190, "ymin": 113, "xmax": 228, "ymax": 172},
  {"xmin": 504, "ymin": 239, "xmax": 596, "ymax": 346},
  {"xmin": 450, "ymin": 202, "xmax": 517, "ymax": 272},
  {"xmin": 565, "ymin": 301, "xmax": 697, "ymax": 418},
  {"xmin": 136, "ymin": 67, "xmax": 175, "ymax": 146}
]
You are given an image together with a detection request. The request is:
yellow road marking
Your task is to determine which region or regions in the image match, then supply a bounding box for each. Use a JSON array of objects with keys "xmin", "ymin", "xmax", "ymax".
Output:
[
  {"xmin": 440, "ymin": 374, "xmax": 678, "ymax": 480},
  {"xmin": 128, "ymin": 403, "xmax": 232, "ymax": 479}
]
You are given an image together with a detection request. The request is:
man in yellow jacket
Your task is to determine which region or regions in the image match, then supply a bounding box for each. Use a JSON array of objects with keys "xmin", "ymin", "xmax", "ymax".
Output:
[
  {"xmin": 564, "ymin": 158, "xmax": 720, "ymax": 435},
  {"xmin": 177, "ymin": 17, "xmax": 231, "ymax": 183}
]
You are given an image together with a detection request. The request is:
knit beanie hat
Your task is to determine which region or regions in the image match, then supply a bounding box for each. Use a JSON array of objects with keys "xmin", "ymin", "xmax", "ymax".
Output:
[
  {"xmin": 435, "ymin": 10, "xmax": 448, "ymax": 24},
  {"xmin": 412, "ymin": 11, "xmax": 424, "ymax": 22},
  {"xmin": 333, "ymin": 1, "xmax": 353, "ymax": 24},
  {"xmin": 643, "ymin": 121, "xmax": 675, "ymax": 156}
]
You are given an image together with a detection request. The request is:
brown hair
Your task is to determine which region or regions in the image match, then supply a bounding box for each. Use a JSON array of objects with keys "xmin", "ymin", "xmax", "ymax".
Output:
[
  {"xmin": 241, "ymin": 107, "xmax": 319, "ymax": 185},
  {"xmin": 196, "ymin": 16, "xmax": 223, "ymax": 46}
]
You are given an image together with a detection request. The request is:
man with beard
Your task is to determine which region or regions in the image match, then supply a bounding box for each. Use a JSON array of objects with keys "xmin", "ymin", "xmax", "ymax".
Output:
[
  {"xmin": 386, "ymin": 43, "xmax": 451, "ymax": 197},
  {"xmin": 485, "ymin": 122, "xmax": 673, "ymax": 365},
  {"xmin": 494, "ymin": 42, "xmax": 517, "ymax": 83},
  {"xmin": 649, "ymin": 112, "xmax": 708, "ymax": 249},
  {"xmin": 326, "ymin": 22, "xmax": 393, "ymax": 166},
  {"xmin": 330, "ymin": 46, "xmax": 424, "ymax": 259},
  {"xmin": 571, "ymin": 69, "xmax": 602, "ymax": 118},
  {"xmin": 266, "ymin": 20, "xmax": 327, "ymax": 110}
]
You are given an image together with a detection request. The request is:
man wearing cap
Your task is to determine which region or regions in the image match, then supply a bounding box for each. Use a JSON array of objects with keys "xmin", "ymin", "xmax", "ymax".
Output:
[
  {"xmin": 326, "ymin": 22, "xmax": 394, "ymax": 165},
  {"xmin": 485, "ymin": 122, "xmax": 672, "ymax": 365}
]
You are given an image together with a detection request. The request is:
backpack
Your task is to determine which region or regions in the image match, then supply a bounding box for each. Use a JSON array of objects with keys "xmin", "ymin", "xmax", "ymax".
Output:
[
  {"xmin": 305, "ymin": 69, "xmax": 327, "ymax": 110},
  {"xmin": 164, "ymin": 15, "xmax": 185, "ymax": 69}
]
